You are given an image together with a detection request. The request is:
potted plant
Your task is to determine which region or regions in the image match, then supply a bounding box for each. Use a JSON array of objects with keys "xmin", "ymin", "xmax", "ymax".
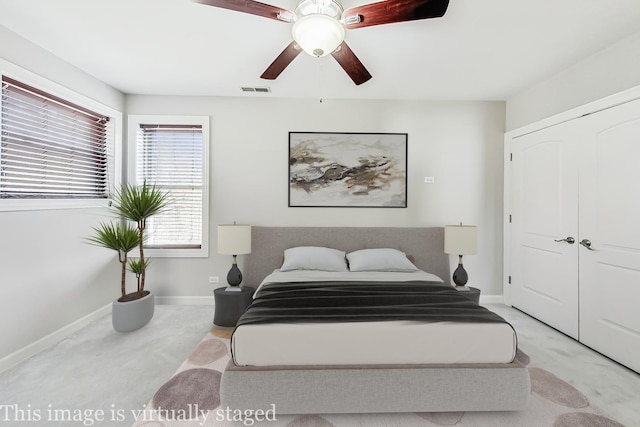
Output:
[{"xmin": 88, "ymin": 181, "xmax": 170, "ymax": 332}]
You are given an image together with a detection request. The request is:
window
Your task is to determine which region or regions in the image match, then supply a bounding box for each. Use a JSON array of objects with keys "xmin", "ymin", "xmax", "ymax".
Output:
[
  {"xmin": 128, "ymin": 115, "xmax": 209, "ymax": 258},
  {"xmin": 1, "ymin": 75, "xmax": 116, "ymax": 203}
]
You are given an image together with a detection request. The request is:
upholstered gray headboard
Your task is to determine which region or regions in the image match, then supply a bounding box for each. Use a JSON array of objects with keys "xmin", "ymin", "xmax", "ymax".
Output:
[{"xmin": 243, "ymin": 226, "xmax": 450, "ymax": 287}]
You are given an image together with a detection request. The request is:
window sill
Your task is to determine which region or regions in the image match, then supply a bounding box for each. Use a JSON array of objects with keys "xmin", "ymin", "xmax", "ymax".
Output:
[
  {"xmin": 0, "ymin": 198, "xmax": 112, "ymax": 212},
  {"xmin": 143, "ymin": 247, "xmax": 209, "ymax": 258}
]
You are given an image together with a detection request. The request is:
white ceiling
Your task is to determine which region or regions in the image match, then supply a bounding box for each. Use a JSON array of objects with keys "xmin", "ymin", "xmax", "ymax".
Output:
[{"xmin": 1, "ymin": 0, "xmax": 640, "ymax": 101}]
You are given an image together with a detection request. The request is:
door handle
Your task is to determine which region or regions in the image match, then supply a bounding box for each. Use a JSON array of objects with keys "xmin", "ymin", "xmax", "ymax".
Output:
[
  {"xmin": 580, "ymin": 239, "xmax": 595, "ymax": 250},
  {"xmin": 554, "ymin": 236, "xmax": 575, "ymax": 244}
]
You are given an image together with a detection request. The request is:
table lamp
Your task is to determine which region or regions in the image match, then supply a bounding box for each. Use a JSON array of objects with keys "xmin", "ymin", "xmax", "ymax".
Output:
[
  {"xmin": 217, "ymin": 223, "xmax": 252, "ymax": 288},
  {"xmin": 444, "ymin": 223, "xmax": 478, "ymax": 287}
]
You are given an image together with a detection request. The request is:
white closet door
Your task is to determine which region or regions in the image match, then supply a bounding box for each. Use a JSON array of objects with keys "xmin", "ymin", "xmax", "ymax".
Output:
[
  {"xmin": 510, "ymin": 122, "xmax": 580, "ymax": 339},
  {"xmin": 579, "ymin": 99, "xmax": 640, "ymax": 373}
]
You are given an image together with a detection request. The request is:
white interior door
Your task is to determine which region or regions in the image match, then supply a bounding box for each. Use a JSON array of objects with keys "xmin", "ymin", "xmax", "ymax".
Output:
[
  {"xmin": 579, "ymin": 99, "xmax": 640, "ymax": 373},
  {"xmin": 510, "ymin": 122, "xmax": 580, "ymax": 339}
]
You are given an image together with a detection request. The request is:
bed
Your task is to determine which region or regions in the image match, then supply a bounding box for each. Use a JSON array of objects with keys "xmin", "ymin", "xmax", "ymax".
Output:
[{"xmin": 220, "ymin": 226, "xmax": 531, "ymax": 414}]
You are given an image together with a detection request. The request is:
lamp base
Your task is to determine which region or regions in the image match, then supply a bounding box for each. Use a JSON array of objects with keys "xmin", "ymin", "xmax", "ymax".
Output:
[
  {"xmin": 227, "ymin": 262, "xmax": 243, "ymax": 287},
  {"xmin": 452, "ymin": 262, "xmax": 468, "ymax": 287}
]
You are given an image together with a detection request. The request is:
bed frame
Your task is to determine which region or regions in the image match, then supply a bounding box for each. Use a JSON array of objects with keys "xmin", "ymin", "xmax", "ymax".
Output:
[{"xmin": 221, "ymin": 226, "xmax": 531, "ymax": 414}]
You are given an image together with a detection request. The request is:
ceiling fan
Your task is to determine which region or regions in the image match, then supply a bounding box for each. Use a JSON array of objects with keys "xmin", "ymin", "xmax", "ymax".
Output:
[{"xmin": 194, "ymin": 0, "xmax": 450, "ymax": 85}]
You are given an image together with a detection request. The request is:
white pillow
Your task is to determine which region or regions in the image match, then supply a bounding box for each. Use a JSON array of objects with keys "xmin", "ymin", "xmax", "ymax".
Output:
[
  {"xmin": 347, "ymin": 248, "xmax": 419, "ymax": 272},
  {"xmin": 280, "ymin": 246, "xmax": 348, "ymax": 272}
]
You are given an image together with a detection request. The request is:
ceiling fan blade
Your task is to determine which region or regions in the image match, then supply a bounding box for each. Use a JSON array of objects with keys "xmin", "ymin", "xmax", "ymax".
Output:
[
  {"xmin": 261, "ymin": 41, "xmax": 303, "ymax": 80},
  {"xmin": 343, "ymin": 0, "xmax": 449, "ymax": 29},
  {"xmin": 330, "ymin": 42, "xmax": 372, "ymax": 86},
  {"xmin": 194, "ymin": 0, "xmax": 294, "ymax": 22}
]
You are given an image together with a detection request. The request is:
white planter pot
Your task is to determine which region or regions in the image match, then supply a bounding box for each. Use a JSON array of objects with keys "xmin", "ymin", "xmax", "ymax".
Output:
[{"xmin": 112, "ymin": 291, "xmax": 155, "ymax": 332}]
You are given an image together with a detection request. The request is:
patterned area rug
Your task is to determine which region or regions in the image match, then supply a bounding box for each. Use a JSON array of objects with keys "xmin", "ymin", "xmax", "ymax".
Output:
[{"xmin": 131, "ymin": 329, "xmax": 624, "ymax": 427}]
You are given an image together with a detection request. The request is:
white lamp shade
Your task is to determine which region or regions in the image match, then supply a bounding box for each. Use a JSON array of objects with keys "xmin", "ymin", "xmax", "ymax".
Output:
[
  {"xmin": 217, "ymin": 224, "xmax": 252, "ymax": 255},
  {"xmin": 444, "ymin": 225, "xmax": 478, "ymax": 255},
  {"xmin": 292, "ymin": 14, "xmax": 345, "ymax": 57}
]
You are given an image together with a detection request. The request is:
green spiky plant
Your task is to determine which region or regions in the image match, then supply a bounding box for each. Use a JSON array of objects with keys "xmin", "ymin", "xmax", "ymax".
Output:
[
  {"xmin": 128, "ymin": 258, "xmax": 151, "ymax": 296},
  {"xmin": 110, "ymin": 181, "xmax": 171, "ymax": 299},
  {"xmin": 87, "ymin": 221, "xmax": 140, "ymax": 299},
  {"xmin": 88, "ymin": 181, "xmax": 170, "ymax": 302}
]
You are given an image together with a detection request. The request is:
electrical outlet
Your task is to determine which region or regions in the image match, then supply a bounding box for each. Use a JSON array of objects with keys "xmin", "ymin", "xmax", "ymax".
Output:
[
  {"xmin": 424, "ymin": 176, "xmax": 435, "ymax": 184},
  {"xmin": 209, "ymin": 276, "xmax": 219, "ymax": 284}
]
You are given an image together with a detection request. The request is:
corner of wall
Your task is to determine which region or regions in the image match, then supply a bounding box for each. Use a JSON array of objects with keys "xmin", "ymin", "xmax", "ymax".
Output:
[{"xmin": 506, "ymin": 30, "xmax": 640, "ymax": 131}]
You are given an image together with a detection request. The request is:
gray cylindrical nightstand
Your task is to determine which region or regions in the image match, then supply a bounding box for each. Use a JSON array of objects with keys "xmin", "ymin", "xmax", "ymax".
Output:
[
  {"xmin": 455, "ymin": 286, "xmax": 481, "ymax": 304},
  {"xmin": 213, "ymin": 286, "xmax": 255, "ymax": 327}
]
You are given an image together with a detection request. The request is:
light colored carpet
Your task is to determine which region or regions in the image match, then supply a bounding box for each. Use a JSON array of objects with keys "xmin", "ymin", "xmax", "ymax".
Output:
[{"xmin": 131, "ymin": 330, "xmax": 624, "ymax": 427}]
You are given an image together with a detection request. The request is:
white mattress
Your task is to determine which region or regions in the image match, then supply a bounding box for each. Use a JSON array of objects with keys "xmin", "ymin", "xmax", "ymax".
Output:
[{"xmin": 232, "ymin": 271, "xmax": 517, "ymax": 366}]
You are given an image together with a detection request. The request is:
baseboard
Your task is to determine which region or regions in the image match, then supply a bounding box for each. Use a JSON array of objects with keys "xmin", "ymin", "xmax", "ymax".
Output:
[
  {"xmin": 155, "ymin": 295, "xmax": 215, "ymax": 305},
  {"xmin": 0, "ymin": 303, "xmax": 111, "ymax": 374},
  {"xmin": 480, "ymin": 294, "xmax": 504, "ymax": 304}
]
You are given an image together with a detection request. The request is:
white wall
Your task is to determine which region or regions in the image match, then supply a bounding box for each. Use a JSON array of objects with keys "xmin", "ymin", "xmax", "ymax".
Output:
[
  {"xmin": 506, "ymin": 30, "xmax": 640, "ymax": 130},
  {"xmin": 0, "ymin": 26, "xmax": 124, "ymax": 111},
  {"xmin": 126, "ymin": 95, "xmax": 506, "ymax": 300},
  {"xmin": 0, "ymin": 26, "xmax": 126, "ymax": 363}
]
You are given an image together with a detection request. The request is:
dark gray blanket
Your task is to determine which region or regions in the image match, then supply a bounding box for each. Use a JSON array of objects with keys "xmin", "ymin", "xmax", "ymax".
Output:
[{"xmin": 236, "ymin": 281, "xmax": 510, "ymax": 326}]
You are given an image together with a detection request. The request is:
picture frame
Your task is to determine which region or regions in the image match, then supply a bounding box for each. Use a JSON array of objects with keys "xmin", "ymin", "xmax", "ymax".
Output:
[{"xmin": 288, "ymin": 132, "xmax": 408, "ymax": 208}]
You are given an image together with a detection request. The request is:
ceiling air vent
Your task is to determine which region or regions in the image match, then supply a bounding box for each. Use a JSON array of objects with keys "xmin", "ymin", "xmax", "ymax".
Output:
[{"xmin": 240, "ymin": 86, "xmax": 271, "ymax": 93}]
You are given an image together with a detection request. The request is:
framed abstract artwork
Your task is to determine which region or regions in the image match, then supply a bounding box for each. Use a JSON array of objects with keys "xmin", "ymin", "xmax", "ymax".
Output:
[{"xmin": 288, "ymin": 132, "xmax": 408, "ymax": 208}]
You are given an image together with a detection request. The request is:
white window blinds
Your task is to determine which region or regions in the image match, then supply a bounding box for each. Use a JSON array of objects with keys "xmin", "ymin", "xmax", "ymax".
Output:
[
  {"xmin": 137, "ymin": 124, "xmax": 203, "ymax": 249},
  {"xmin": 1, "ymin": 76, "xmax": 112, "ymax": 199}
]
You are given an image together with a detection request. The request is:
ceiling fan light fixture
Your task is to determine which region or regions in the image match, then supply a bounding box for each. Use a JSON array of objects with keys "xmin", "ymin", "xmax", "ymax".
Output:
[
  {"xmin": 292, "ymin": 14, "xmax": 345, "ymax": 57},
  {"xmin": 295, "ymin": 0, "xmax": 343, "ymax": 19}
]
